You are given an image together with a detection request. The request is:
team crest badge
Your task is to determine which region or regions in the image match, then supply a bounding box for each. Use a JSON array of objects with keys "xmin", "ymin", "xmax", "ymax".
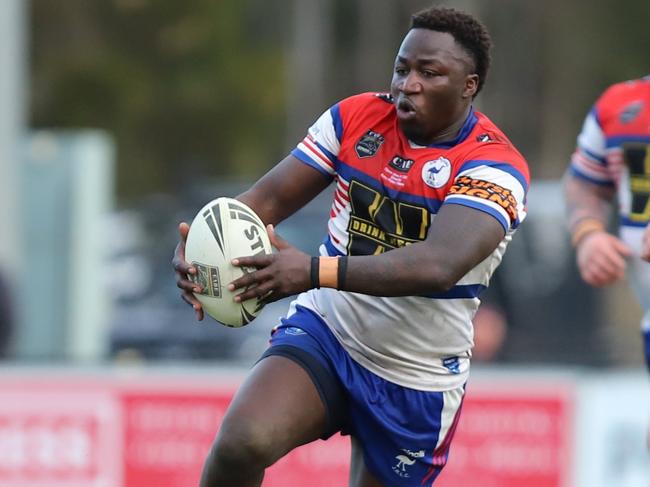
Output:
[
  {"xmin": 619, "ymin": 101, "xmax": 643, "ymax": 124},
  {"xmin": 422, "ymin": 157, "xmax": 451, "ymax": 188},
  {"xmin": 355, "ymin": 130, "xmax": 385, "ymax": 158}
]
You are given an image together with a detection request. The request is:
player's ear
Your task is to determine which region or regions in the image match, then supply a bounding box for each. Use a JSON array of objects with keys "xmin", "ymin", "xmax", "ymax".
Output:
[{"xmin": 463, "ymin": 74, "xmax": 478, "ymax": 99}]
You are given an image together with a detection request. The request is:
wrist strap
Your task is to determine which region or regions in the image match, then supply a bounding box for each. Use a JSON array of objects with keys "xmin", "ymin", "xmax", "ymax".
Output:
[
  {"xmin": 571, "ymin": 218, "xmax": 605, "ymax": 247},
  {"xmin": 319, "ymin": 257, "xmax": 339, "ymax": 289},
  {"xmin": 337, "ymin": 256, "xmax": 348, "ymax": 290},
  {"xmin": 310, "ymin": 256, "xmax": 320, "ymax": 289}
]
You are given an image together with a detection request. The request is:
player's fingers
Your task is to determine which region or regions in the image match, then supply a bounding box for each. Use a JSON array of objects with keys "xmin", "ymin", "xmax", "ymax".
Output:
[
  {"xmin": 229, "ymin": 267, "xmax": 273, "ymax": 291},
  {"xmin": 178, "ymin": 222, "xmax": 190, "ymax": 241},
  {"xmin": 267, "ymin": 224, "xmax": 290, "ymax": 250},
  {"xmin": 232, "ymin": 254, "xmax": 274, "ymax": 268},
  {"xmin": 234, "ymin": 281, "xmax": 275, "ymax": 303},
  {"xmin": 612, "ymin": 238, "xmax": 633, "ymax": 257},
  {"xmin": 176, "ymin": 272, "xmax": 202, "ymax": 293},
  {"xmin": 181, "ymin": 291, "xmax": 205, "ymax": 320}
]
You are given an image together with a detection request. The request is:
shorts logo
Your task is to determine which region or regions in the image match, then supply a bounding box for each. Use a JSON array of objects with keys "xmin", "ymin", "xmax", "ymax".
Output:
[
  {"xmin": 422, "ymin": 157, "xmax": 452, "ymax": 188},
  {"xmin": 284, "ymin": 327, "xmax": 306, "ymax": 336},
  {"xmin": 355, "ymin": 130, "xmax": 385, "ymax": 158},
  {"xmin": 392, "ymin": 448, "xmax": 425, "ymax": 478},
  {"xmin": 442, "ymin": 356, "xmax": 461, "ymax": 374},
  {"xmin": 388, "ymin": 155, "xmax": 414, "ymax": 173},
  {"xmin": 448, "ymin": 176, "xmax": 518, "ymax": 222}
]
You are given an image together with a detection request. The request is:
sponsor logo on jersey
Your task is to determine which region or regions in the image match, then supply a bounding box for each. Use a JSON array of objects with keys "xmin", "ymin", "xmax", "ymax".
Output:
[
  {"xmin": 449, "ymin": 176, "xmax": 518, "ymax": 222},
  {"xmin": 421, "ymin": 157, "xmax": 452, "ymax": 188},
  {"xmin": 375, "ymin": 93, "xmax": 394, "ymax": 104},
  {"xmin": 476, "ymin": 132, "xmax": 494, "ymax": 143},
  {"xmin": 355, "ymin": 130, "xmax": 385, "ymax": 158},
  {"xmin": 619, "ymin": 101, "xmax": 644, "ymax": 124},
  {"xmin": 388, "ymin": 155, "xmax": 414, "ymax": 173},
  {"xmin": 442, "ymin": 356, "xmax": 461, "ymax": 374},
  {"xmin": 392, "ymin": 448, "xmax": 425, "ymax": 478}
]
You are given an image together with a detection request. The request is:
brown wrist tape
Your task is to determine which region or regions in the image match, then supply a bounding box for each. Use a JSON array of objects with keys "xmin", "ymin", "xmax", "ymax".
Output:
[
  {"xmin": 319, "ymin": 257, "xmax": 339, "ymax": 289},
  {"xmin": 571, "ymin": 218, "xmax": 605, "ymax": 247}
]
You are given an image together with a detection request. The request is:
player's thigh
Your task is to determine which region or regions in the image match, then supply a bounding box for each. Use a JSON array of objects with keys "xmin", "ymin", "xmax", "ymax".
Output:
[
  {"xmin": 349, "ymin": 436, "xmax": 385, "ymax": 487},
  {"xmin": 217, "ymin": 354, "xmax": 328, "ymax": 456}
]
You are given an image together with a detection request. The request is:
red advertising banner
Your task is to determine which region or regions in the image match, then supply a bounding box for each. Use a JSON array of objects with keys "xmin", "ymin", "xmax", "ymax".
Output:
[{"xmin": 0, "ymin": 372, "xmax": 572, "ymax": 487}]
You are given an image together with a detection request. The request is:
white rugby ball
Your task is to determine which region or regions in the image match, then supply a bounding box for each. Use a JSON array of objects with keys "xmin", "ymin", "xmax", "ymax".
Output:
[{"xmin": 185, "ymin": 197, "xmax": 272, "ymax": 327}]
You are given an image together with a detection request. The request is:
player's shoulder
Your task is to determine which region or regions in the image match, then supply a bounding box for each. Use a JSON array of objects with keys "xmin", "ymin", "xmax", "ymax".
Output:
[
  {"xmin": 337, "ymin": 92, "xmax": 394, "ymax": 115},
  {"xmin": 467, "ymin": 112, "xmax": 527, "ymax": 160},
  {"xmin": 597, "ymin": 77, "xmax": 650, "ymax": 108},
  {"xmin": 595, "ymin": 76, "xmax": 650, "ymax": 125},
  {"xmin": 459, "ymin": 111, "xmax": 530, "ymax": 181}
]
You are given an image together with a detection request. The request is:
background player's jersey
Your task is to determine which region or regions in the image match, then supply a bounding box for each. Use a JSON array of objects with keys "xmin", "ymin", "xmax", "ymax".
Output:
[
  {"xmin": 290, "ymin": 92, "xmax": 529, "ymax": 390},
  {"xmin": 569, "ymin": 76, "xmax": 650, "ymax": 228}
]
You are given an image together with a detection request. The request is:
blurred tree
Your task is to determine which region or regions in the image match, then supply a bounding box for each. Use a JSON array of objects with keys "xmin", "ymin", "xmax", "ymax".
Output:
[{"xmin": 31, "ymin": 0, "xmax": 289, "ymax": 201}]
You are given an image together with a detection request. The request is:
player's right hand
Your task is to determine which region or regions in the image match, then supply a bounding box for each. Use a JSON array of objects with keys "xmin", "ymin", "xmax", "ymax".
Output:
[
  {"xmin": 576, "ymin": 231, "xmax": 632, "ymax": 287},
  {"xmin": 172, "ymin": 222, "xmax": 204, "ymax": 321}
]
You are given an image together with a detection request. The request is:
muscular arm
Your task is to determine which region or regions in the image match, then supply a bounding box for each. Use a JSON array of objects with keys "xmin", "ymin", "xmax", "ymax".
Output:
[
  {"xmin": 563, "ymin": 171, "xmax": 615, "ymax": 232},
  {"xmin": 232, "ymin": 203, "xmax": 505, "ymax": 300},
  {"xmin": 563, "ymin": 170, "xmax": 632, "ymax": 286},
  {"xmin": 342, "ymin": 204, "xmax": 504, "ymax": 295},
  {"xmin": 237, "ymin": 155, "xmax": 332, "ymax": 226}
]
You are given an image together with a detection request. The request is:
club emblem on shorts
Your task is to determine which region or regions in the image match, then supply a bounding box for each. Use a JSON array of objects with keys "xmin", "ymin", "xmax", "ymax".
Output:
[
  {"xmin": 422, "ymin": 157, "xmax": 451, "ymax": 188},
  {"xmin": 392, "ymin": 448, "xmax": 425, "ymax": 478},
  {"xmin": 355, "ymin": 130, "xmax": 385, "ymax": 158}
]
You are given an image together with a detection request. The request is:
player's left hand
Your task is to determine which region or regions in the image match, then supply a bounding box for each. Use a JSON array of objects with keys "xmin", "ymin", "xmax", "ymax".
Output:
[
  {"xmin": 229, "ymin": 225, "xmax": 311, "ymax": 303},
  {"xmin": 642, "ymin": 224, "xmax": 650, "ymax": 262}
]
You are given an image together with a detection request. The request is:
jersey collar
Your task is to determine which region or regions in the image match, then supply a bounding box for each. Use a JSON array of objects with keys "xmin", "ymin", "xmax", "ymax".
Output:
[{"xmin": 407, "ymin": 107, "xmax": 478, "ymax": 149}]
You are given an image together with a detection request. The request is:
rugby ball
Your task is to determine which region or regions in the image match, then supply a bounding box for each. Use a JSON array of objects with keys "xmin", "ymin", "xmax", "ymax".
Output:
[{"xmin": 185, "ymin": 197, "xmax": 272, "ymax": 327}]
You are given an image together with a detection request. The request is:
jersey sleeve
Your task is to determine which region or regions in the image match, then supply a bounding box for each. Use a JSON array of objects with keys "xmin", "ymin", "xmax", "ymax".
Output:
[
  {"xmin": 443, "ymin": 152, "xmax": 529, "ymax": 233},
  {"xmin": 568, "ymin": 105, "xmax": 613, "ymax": 186},
  {"xmin": 290, "ymin": 103, "xmax": 344, "ymax": 180}
]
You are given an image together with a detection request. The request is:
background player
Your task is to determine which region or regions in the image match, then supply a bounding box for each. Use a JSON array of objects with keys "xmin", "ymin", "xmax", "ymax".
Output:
[
  {"xmin": 564, "ymin": 75, "xmax": 650, "ymax": 370},
  {"xmin": 173, "ymin": 6, "xmax": 529, "ymax": 486}
]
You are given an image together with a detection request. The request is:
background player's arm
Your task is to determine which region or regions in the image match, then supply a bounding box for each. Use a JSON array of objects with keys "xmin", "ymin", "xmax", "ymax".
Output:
[{"xmin": 563, "ymin": 171, "xmax": 632, "ymax": 286}]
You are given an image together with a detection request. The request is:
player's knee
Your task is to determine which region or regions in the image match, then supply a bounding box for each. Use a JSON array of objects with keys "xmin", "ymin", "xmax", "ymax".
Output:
[{"xmin": 210, "ymin": 421, "xmax": 278, "ymax": 471}]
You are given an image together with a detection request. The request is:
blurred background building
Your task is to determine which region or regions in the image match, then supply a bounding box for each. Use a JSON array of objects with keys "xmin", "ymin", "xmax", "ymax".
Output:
[{"xmin": 0, "ymin": 1, "xmax": 649, "ymax": 485}]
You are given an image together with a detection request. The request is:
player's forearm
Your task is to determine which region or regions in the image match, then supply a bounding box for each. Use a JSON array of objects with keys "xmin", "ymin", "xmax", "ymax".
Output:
[
  {"xmin": 563, "ymin": 172, "xmax": 614, "ymax": 230},
  {"xmin": 338, "ymin": 243, "xmax": 458, "ymax": 296}
]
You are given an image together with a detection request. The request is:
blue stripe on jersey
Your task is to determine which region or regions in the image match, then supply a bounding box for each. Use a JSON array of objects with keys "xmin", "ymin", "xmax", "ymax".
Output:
[
  {"xmin": 605, "ymin": 135, "xmax": 650, "ymax": 148},
  {"xmin": 422, "ymin": 283, "xmax": 486, "ymax": 299},
  {"xmin": 336, "ymin": 161, "xmax": 444, "ymax": 213},
  {"xmin": 427, "ymin": 109, "xmax": 478, "ymax": 149},
  {"xmin": 330, "ymin": 104, "xmax": 344, "ymax": 142},
  {"xmin": 314, "ymin": 139, "xmax": 338, "ymax": 171},
  {"xmin": 620, "ymin": 216, "xmax": 649, "ymax": 227},
  {"xmin": 578, "ymin": 145, "xmax": 607, "ymax": 164},
  {"xmin": 569, "ymin": 165, "xmax": 615, "ymax": 186},
  {"xmin": 589, "ymin": 106, "xmax": 602, "ymax": 129},
  {"xmin": 291, "ymin": 148, "xmax": 335, "ymax": 180},
  {"xmin": 458, "ymin": 159, "xmax": 529, "ymax": 192},
  {"xmin": 443, "ymin": 198, "xmax": 511, "ymax": 231},
  {"xmin": 323, "ymin": 235, "xmax": 344, "ymax": 256}
]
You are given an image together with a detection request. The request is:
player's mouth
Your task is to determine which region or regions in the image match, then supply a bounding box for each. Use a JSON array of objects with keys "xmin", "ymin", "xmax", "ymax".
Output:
[{"xmin": 396, "ymin": 97, "xmax": 417, "ymax": 121}]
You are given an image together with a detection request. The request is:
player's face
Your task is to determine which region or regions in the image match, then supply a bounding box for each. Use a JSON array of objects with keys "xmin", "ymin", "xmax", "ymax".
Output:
[{"xmin": 390, "ymin": 28, "xmax": 478, "ymax": 145}]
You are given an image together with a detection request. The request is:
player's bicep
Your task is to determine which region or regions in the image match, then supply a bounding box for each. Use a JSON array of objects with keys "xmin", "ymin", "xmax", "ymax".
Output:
[{"xmin": 237, "ymin": 154, "xmax": 331, "ymax": 226}]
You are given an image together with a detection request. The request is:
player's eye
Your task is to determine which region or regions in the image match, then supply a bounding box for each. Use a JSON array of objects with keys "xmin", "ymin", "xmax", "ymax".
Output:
[{"xmin": 394, "ymin": 67, "xmax": 408, "ymax": 76}]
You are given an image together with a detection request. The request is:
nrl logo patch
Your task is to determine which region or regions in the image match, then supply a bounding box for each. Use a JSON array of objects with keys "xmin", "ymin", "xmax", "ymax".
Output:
[
  {"xmin": 355, "ymin": 130, "xmax": 385, "ymax": 158},
  {"xmin": 389, "ymin": 155, "xmax": 414, "ymax": 173}
]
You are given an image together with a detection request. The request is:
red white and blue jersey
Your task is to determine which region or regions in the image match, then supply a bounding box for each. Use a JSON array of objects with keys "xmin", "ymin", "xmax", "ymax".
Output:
[
  {"xmin": 569, "ymin": 76, "xmax": 650, "ymax": 228},
  {"xmin": 290, "ymin": 92, "xmax": 530, "ymax": 390}
]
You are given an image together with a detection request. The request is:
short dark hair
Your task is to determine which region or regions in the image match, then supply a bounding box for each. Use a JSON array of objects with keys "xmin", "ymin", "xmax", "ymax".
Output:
[{"xmin": 410, "ymin": 6, "xmax": 492, "ymax": 96}]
